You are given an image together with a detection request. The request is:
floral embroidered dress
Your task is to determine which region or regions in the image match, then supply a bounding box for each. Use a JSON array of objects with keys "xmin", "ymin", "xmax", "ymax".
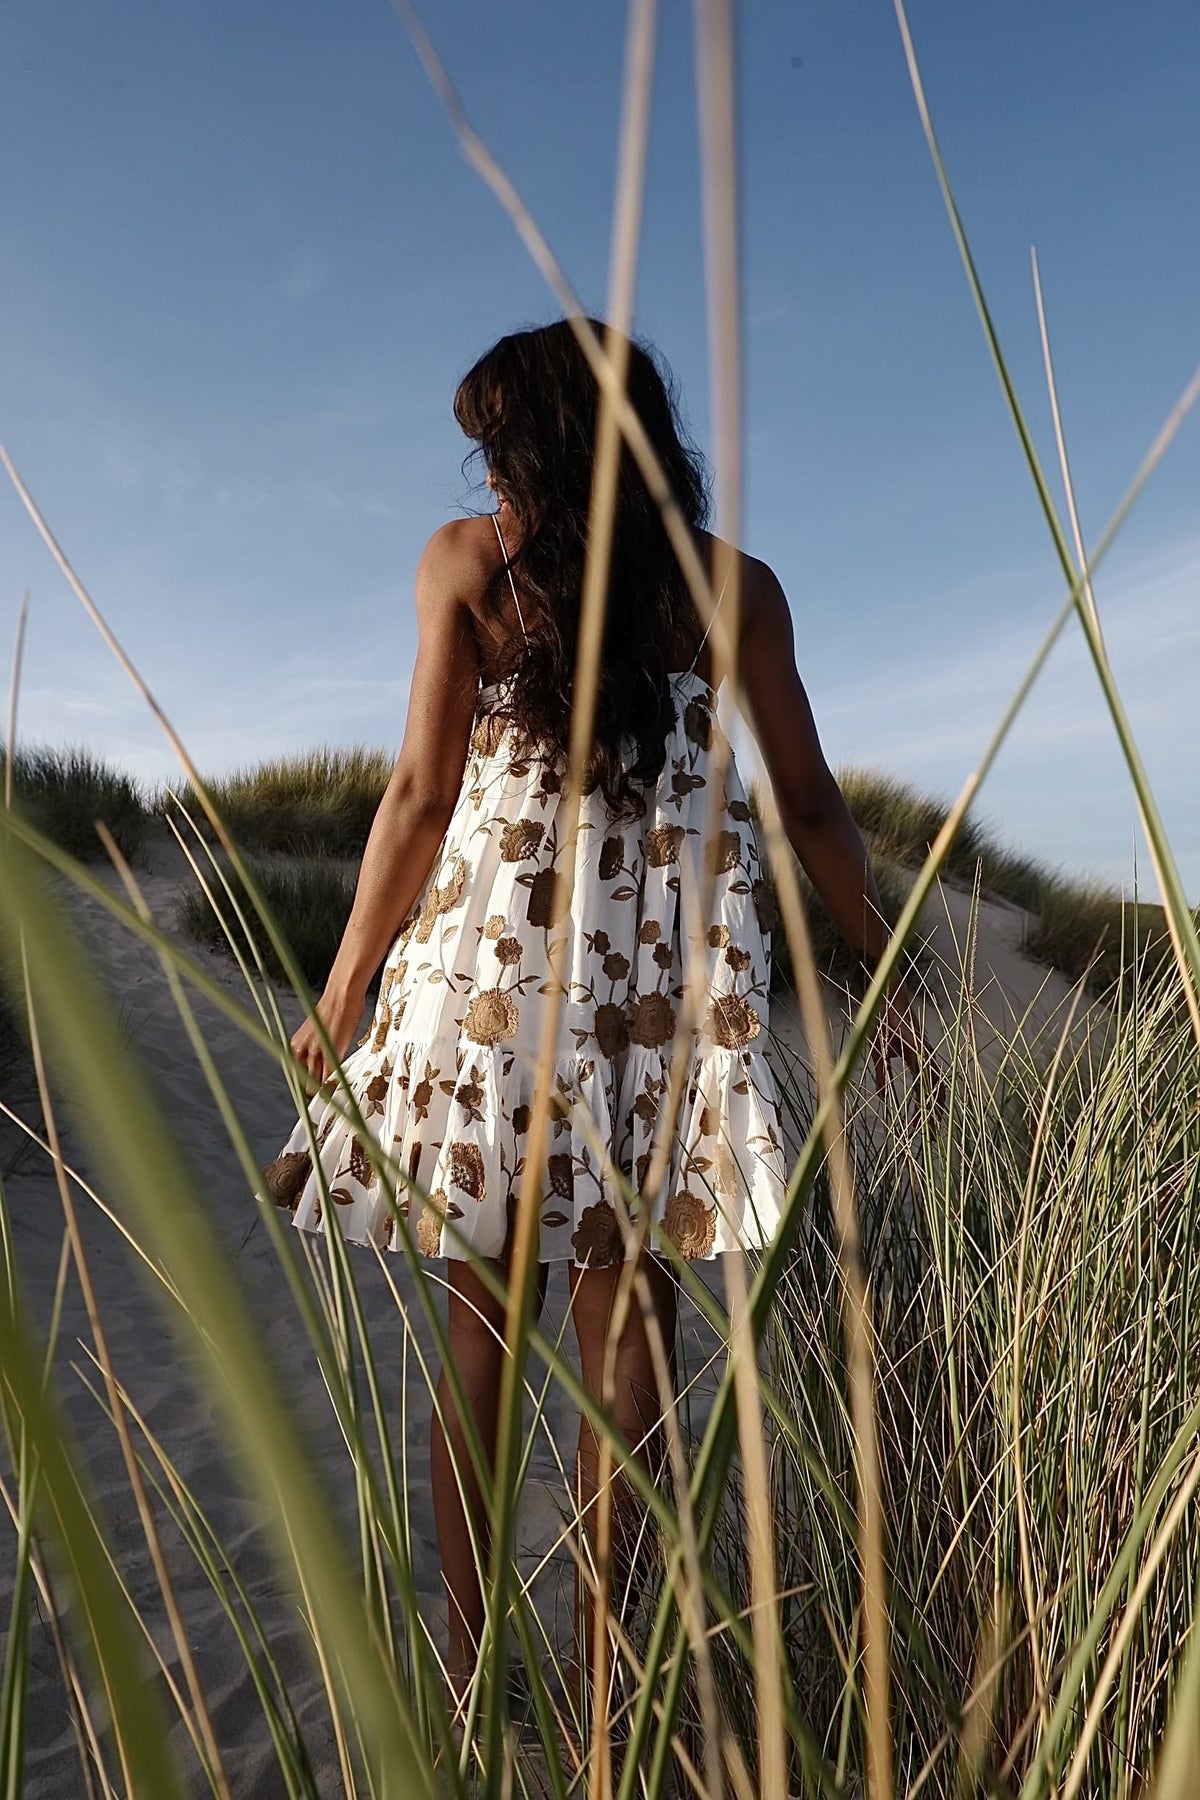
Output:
[{"xmin": 260, "ymin": 541, "xmax": 788, "ymax": 1267}]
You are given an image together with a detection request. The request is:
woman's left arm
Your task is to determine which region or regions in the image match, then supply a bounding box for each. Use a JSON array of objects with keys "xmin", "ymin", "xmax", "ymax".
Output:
[{"xmin": 291, "ymin": 524, "xmax": 481, "ymax": 1085}]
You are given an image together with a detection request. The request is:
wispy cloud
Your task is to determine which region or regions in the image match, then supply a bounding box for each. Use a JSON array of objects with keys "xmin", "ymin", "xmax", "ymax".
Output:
[{"xmin": 744, "ymin": 535, "xmax": 1200, "ymax": 900}]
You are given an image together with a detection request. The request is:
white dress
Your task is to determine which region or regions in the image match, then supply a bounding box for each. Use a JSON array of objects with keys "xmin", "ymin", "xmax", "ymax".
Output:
[{"xmin": 259, "ymin": 533, "xmax": 788, "ymax": 1266}]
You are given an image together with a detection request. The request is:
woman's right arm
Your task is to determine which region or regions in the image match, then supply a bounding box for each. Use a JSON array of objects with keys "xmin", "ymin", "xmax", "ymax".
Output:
[{"xmin": 737, "ymin": 556, "xmax": 891, "ymax": 979}]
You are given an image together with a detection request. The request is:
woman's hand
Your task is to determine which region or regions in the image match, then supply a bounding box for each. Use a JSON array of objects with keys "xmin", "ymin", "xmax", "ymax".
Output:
[{"xmin": 289, "ymin": 984, "xmax": 369, "ymax": 1092}]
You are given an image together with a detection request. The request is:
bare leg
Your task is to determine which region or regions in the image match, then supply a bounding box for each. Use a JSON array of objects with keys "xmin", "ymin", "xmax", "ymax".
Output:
[
  {"xmin": 431, "ymin": 1257, "xmax": 548, "ymax": 1700},
  {"xmin": 569, "ymin": 1255, "xmax": 679, "ymax": 1704}
]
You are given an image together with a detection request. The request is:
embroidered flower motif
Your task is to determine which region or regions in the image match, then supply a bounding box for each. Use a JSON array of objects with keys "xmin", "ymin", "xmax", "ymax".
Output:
[
  {"xmin": 548, "ymin": 1153, "xmax": 573, "ymax": 1200},
  {"xmin": 411, "ymin": 1073, "xmax": 434, "ymax": 1120},
  {"xmin": 751, "ymin": 878, "xmax": 778, "ymax": 934},
  {"xmin": 664, "ymin": 1188, "xmax": 716, "ymax": 1259},
  {"xmin": 599, "ymin": 836, "xmax": 624, "ymax": 881},
  {"xmin": 728, "ymin": 799, "xmax": 751, "ymax": 822},
  {"xmin": 646, "ymin": 824, "xmax": 684, "ymax": 868},
  {"xmin": 365, "ymin": 1071, "xmax": 389, "ymax": 1115},
  {"xmin": 713, "ymin": 1141, "xmax": 740, "ymax": 1197},
  {"xmin": 708, "ymin": 923, "xmax": 730, "ymax": 949},
  {"xmin": 708, "ymin": 830, "xmax": 741, "ymax": 875},
  {"xmin": 415, "ymin": 856, "xmax": 469, "ymax": 943},
  {"xmin": 484, "ymin": 914, "xmax": 507, "ymax": 939},
  {"xmin": 639, "ymin": 920, "xmax": 661, "ymax": 944},
  {"xmin": 417, "ymin": 1191, "xmax": 449, "ymax": 1255},
  {"xmin": 465, "ymin": 987, "xmax": 520, "ymax": 1046},
  {"xmin": 512, "ymin": 1103, "xmax": 531, "ymax": 1134},
  {"xmin": 347, "ymin": 1135, "xmax": 377, "ymax": 1187},
  {"xmin": 571, "ymin": 1201, "xmax": 624, "ymax": 1268},
  {"xmin": 263, "ymin": 1150, "xmax": 311, "ymax": 1210},
  {"xmin": 495, "ymin": 936, "xmax": 523, "ymax": 965},
  {"xmin": 454, "ymin": 1071, "xmax": 485, "ymax": 1118},
  {"xmin": 471, "ymin": 713, "xmax": 505, "ymax": 756},
  {"xmin": 629, "ymin": 992, "xmax": 677, "ymax": 1049},
  {"xmin": 594, "ymin": 1001, "xmax": 630, "ymax": 1060},
  {"xmin": 500, "ymin": 820, "xmax": 545, "ymax": 862},
  {"xmin": 602, "ymin": 950, "xmax": 630, "ymax": 982},
  {"xmin": 683, "ymin": 698, "xmax": 713, "ymax": 749},
  {"xmin": 709, "ymin": 993, "xmax": 761, "ymax": 1049},
  {"xmin": 724, "ymin": 945, "xmax": 752, "ymax": 973},
  {"xmin": 527, "ymin": 868, "xmax": 567, "ymax": 929},
  {"xmin": 592, "ymin": 929, "xmax": 611, "ymax": 954},
  {"xmin": 449, "ymin": 1142, "xmax": 486, "ymax": 1200},
  {"xmin": 632, "ymin": 1090, "xmax": 658, "ymax": 1125},
  {"xmin": 652, "ymin": 941, "xmax": 673, "ymax": 970}
]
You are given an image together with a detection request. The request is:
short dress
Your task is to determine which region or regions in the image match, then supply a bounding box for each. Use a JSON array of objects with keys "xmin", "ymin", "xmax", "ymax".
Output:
[{"xmin": 259, "ymin": 666, "xmax": 789, "ymax": 1267}]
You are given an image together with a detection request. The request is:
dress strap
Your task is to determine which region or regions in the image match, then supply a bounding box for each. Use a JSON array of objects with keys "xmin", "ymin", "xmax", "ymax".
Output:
[
  {"xmin": 688, "ymin": 557, "xmax": 734, "ymax": 673},
  {"xmin": 492, "ymin": 510, "xmax": 529, "ymax": 643}
]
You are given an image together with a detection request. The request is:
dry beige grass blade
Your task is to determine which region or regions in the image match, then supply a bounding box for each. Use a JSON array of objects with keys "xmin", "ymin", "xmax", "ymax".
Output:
[
  {"xmin": 722, "ymin": 1246, "xmax": 786, "ymax": 1799},
  {"xmin": 4, "ymin": 587, "xmax": 30, "ymax": 796},
  {"xmin": 1063, "ymin": 1447, "xmax": 1200, "ymax": 1800},
  {"xmin": 1010, "ymin": 979, "xmax": 1088, "ymax": 1765},
  {"xmin": 692, "ymin": 7, "xmax": 785, "ymax": 1796}
]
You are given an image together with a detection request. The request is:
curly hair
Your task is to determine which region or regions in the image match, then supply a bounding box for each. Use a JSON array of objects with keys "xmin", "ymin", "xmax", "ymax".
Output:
[{"xmin": 454, "ymin": 318, "xmax": 710, "ymax": 817}]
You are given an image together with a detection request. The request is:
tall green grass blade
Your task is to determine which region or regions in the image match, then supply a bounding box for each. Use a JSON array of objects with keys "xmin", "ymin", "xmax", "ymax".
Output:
[
  {"xmin": 0, "ymin": 1456, "xmax": 34, "ymax": 1800},
  {"xmin": 0, "ymin": 1251, "xmax": 185, "ymax": 1796}
]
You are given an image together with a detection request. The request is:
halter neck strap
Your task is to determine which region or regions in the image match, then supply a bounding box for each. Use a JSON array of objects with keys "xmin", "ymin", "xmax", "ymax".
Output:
[
  {"xmin": 688, "ymin": 558, "xmax": 734, "ymax": 673},
  {"xmin": 492, "ymin": 510, "xmax": 528, "ymax": 643}
]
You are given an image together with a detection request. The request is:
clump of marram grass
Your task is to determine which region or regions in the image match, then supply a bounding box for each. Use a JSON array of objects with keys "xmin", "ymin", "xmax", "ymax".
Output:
[
  {"xmin": 0, "ymin": 745, "xmax": 150, "ymax": 862},
  {"xmin": 177, "ymin": 854, "xmax": 362, "ymax": 991},
  {"xmin": 837, "ymin": 765, "xmax": 990, "ymax": 881},
  {"xmin": 178, "ymin": 745, "xmax": 393, "ymax": 857},
  {"xmin": 711, "ymin": 951, "xmax": 1200, "ymax": 1796},
  {"xmin": 1021, "ymin": 879, "xmax": 1186, "ymax": 999},
  {"xmin": 821, "ymin": 765, "xmax": 1187, "ymax": 999}
]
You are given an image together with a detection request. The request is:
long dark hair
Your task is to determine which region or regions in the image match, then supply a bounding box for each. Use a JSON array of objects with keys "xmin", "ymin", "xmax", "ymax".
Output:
[{"xmin": 454, "ymin": 318, "xmax": 710, "ymax": 816}]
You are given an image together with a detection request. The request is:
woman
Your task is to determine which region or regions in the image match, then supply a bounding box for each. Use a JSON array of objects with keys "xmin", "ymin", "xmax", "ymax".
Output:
[{"xmin": 261, "ymin": 318, "xmax": 915, "ymax": 1707}]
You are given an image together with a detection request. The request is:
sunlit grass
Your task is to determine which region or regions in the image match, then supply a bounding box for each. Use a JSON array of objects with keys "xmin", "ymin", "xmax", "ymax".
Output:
[{"xmin": 176, "ymin": 745, "xmax": 394, "ymax": 857}]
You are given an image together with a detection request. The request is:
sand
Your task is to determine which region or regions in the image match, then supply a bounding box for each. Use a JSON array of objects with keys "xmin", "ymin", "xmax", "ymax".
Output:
[{"xmin": 0, "ymin": 817, "xmax": 1085, "ymax": 1795}]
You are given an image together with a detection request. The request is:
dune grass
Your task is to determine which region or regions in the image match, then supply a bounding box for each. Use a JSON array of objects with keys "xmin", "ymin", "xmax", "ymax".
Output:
[
  {"xmin": 838, "ymin": 765, "xmax": 1185, "ymax": 999},
  {"xmin": 2, "ymin": 2, "xmax": 1200, "ymax": 1795},
  {"xmin": 176, "ymin": 852, "xmax": 363, "ymax": 993},
  {"xmin": 713, "ymin": 958, "xmax": 1200, "ymax": 1794},
  {"xmin": 177, "ymin": 746, "xmax": 394, "ymax": 858},
  {"xmin": 0, "ymin": 744, "xmax": 150, "ymax": 863}
]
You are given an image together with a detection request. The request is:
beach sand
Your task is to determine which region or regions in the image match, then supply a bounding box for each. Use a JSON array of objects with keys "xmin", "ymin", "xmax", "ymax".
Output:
[{"xmin": 0, "ymin": 818, "xmax": 1083, "ymax": 1795}]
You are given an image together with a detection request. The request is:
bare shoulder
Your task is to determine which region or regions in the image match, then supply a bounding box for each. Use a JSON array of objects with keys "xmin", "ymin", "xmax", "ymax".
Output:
[
  {"xmin": 415, "ymin": 515, "xmax": 501, "ymax": 598},
  {"xmin": 700, "ymin": 532, "xmax": 790, "ymax": 635}
]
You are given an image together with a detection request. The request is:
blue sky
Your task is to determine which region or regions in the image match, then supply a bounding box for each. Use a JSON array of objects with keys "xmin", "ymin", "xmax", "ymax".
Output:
[{"xmin": 2, "ymin": 0, "xmax": 1197, "ymax": 899}]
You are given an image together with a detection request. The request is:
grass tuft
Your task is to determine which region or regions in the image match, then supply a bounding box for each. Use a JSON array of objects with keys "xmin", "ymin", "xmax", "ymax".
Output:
[
  {"xmin": 177, "ymin": 746, "xmax": 394, "ymax": 857},
  {"xmin": 1, "ymin": 745, "xmax": 149, "ymax": 862},
  {"xmin": 176, "ymin": 854, "xmax": 361, "ymax": 992}
]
